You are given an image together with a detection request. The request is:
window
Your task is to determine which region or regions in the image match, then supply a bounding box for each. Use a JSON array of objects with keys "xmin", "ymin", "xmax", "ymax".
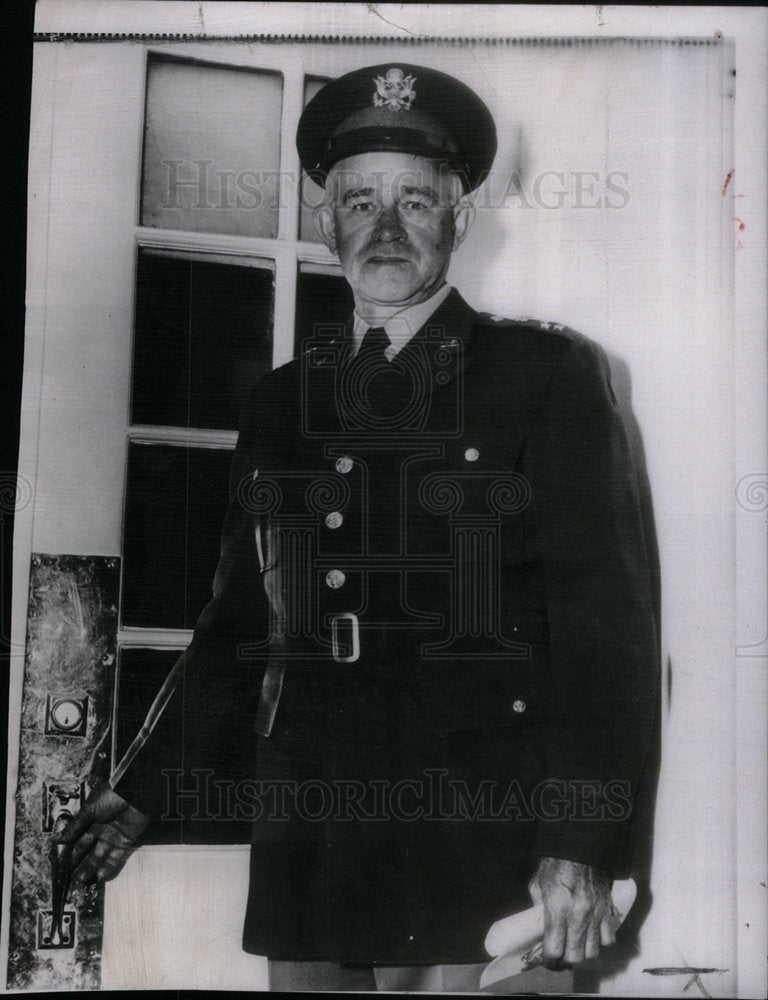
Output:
[
  {"xmin": 131, "ymin": 248, "xmax": 275, "ymax": 430},
  {"xmin": 141, "ymin": 56, "xmax": 283, "ymax": 238},
  {"xmin": 117, "ymin": 55, "xmax": 345, "ymax": 832},
  {"xmin": 122, "ymin": 443, "xmax": 233, "ymax": 629}
]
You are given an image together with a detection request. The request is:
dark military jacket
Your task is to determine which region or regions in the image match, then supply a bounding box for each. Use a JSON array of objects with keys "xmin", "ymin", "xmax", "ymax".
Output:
[{"xmin": 116, "ymin": 289, "xmax": 659, "ymax": 965}]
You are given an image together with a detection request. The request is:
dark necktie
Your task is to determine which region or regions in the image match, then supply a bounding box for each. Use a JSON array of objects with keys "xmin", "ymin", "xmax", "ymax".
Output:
[
  {"xmin": 357, "ymin": 325, "xmax": 391, "ymax": 362},
  {"xmin": 355, "ymin": 327, "xmax": 401, "ymax": 550},
  {"xmin": 346, "ymin": 324, "xmax": 408, "ymax": 433}
]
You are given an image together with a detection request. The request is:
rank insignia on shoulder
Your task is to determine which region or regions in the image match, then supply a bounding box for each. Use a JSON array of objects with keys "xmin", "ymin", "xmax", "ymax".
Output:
[
  {"xmin": 479, "ymin": 312, "xmax": 516, "ymax": 326},
  {"xmin": 538, "ymin": 321, "xmax": 566, "ymax": 332}
]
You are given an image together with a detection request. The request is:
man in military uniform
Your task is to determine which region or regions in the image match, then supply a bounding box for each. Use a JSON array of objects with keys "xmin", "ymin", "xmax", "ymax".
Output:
[{"xmin": 60, "ymin": 63, "xmax": 659, "ymax": 993}]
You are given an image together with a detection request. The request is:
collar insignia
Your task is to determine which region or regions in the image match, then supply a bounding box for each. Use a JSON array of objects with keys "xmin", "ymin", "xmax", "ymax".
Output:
[{"xmin": 373, "ymin": 68, "xmax": 417, "ymax": 111}]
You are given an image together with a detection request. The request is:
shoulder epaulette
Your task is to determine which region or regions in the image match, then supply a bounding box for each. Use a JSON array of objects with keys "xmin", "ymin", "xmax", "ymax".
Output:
[{"xmin": 476, "ymin": 312, "xmax": 572, "ymax": 336}]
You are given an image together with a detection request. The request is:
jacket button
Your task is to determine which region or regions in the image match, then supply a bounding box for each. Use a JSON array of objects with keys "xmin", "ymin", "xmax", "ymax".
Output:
[
  {"xmin": 464, "ymin": 447, "xmax": 480, "ymax": 462},
  {"xmin": 512, "ymin": 699, "xmax": 527, "ymax": 714},
  {"xmin": 326, "ymin": 569, "xmax": 346, "ymax": 589},
  {"xmin": 325, "ymin": 511, "xmax": 343, "ymax": 529},
  {"xmin": 335, "ymin": 456, "xmax": 354, "ymax": 474}
]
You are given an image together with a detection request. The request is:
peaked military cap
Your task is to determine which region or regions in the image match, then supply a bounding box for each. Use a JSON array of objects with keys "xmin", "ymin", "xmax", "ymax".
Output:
[{"xmin": 297, "ymin": 63, "xmax": 497, "ymax": 193}]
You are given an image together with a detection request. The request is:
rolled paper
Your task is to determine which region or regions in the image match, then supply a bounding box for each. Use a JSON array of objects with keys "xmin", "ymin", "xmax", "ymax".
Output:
[{"xmin": 480, "ymin": 878, "xmax": 637, "ymax": 990}]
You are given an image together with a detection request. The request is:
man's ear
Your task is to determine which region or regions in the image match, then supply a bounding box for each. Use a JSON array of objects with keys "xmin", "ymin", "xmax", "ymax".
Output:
[
  {"xmin": 313, "ymin": 204, "xmax": 337, "ymax": 254},
  {"xmin": 451, "ymin": 198, "xmax": 475, "ymax": 251}
]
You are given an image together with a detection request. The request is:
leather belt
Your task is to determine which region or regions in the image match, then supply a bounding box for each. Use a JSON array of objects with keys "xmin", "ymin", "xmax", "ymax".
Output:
[
  {"xmin": 254, "ymin": 613, "xmax": 360, "ymax": 736},
  {"xmin": 330, "ymin": 612, "xmax": 360, "ymax": 664}
]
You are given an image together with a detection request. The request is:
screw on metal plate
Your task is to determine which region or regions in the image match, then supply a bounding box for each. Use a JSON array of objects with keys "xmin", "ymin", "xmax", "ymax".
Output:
[{"xmin": 37, "ymin": 909, "xmax": 76, "ymax": 949}]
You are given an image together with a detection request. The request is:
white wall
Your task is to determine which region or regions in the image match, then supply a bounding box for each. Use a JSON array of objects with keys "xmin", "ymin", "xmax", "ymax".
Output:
[{"xmin": 5, "ymin": 11, "xmax": 765, "ymax": 995}]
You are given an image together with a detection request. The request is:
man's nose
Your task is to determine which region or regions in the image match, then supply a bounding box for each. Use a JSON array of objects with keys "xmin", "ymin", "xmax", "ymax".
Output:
[{"xmin": 372, "ymin": 203, "xmax": 407, "ymax": 242}]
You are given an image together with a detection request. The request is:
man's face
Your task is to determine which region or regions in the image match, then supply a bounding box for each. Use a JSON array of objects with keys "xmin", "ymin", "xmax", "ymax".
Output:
[{"xmin": 314, "ymin": 152, "xmax": 473, "ymax": 310}]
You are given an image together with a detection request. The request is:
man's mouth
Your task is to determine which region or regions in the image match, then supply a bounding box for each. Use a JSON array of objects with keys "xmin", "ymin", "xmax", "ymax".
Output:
[{"xmin": 366, "ymin": 254, "xmax": 410, "ymax": 264}]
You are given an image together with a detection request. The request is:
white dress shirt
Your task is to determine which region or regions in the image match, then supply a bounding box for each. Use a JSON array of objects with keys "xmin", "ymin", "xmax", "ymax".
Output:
[{"xmin": 352, "ymin": 283, "xmax": 453, "ymax": 362}]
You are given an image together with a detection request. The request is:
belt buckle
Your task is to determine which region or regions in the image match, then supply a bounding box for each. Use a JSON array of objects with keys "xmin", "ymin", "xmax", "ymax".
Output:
[{"xmin": 330, "ymin": 612, "xmax": 360, "ymax": 663}]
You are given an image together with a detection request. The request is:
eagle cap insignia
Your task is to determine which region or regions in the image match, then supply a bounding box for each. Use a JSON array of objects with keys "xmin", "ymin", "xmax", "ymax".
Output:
[{"xmin": 373, "ymin": 68, "xmax": 417, "ymax": 111}]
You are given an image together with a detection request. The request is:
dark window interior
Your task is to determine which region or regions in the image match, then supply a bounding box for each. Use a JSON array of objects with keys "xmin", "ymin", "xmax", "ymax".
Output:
[
  {"xmin": 121, "ymin": 442, "xmax": 232, "ymax": 629},
  {"xmin": 131, "ymin": 248, "xmax": 274, "ymax": 430},
  {"xmin": 113, "ymin": 646, "xmax": 182, "ymax": 771},
  {"xmin": 294, "ymin": 267, "xmax": 354, "ymax": 357}
]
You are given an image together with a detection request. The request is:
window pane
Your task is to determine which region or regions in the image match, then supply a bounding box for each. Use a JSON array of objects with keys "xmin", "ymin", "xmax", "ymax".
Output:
[
  {"xmin": 114, "ymin": 647, "xmax": 183, "ymax": 843},
  {"xmin": 298, "ymin": 76, "xmax": 330, "ymax": 242},
  {"xmin": 131, "ymin": 247, "xmax": 274, "ymax": 430},
  {"xmin": 295, "ymin": 262, "xmax": 354, "ymax": 357},
  {"xmin": 121, "ymin": 443, "xmax": 232, "ymax": 629},
  {"xmin": 142, "ymin": 56, "xmax": 282, "ymax": 238},
  {"xmin": 114, "ymin": 646, "xmax": 255, "ymax": 844},
  {"xmin": 113, "ymin": 646, "xmax": 182, "ymax": 778}
]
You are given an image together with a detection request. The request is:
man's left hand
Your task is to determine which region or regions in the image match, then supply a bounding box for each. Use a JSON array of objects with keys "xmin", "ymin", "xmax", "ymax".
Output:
[{"xmin": 529, "ymin": 856, "xmax": 614, "ymax": 967}]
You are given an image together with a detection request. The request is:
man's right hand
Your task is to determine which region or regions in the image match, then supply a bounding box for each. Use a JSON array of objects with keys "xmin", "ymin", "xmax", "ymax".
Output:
[{"xmin": 53, "ymin": 785, "xmax": 150, "ymax": 884}]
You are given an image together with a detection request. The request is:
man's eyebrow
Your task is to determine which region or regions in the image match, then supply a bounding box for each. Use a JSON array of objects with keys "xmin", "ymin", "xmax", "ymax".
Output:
[
  {"xmin": 342, "ymin": 187, "xmax": 375, "ymax": 203},
  {"xmin": 401, "ymin": 185, "xmax": 439, "ymax": 201}
]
